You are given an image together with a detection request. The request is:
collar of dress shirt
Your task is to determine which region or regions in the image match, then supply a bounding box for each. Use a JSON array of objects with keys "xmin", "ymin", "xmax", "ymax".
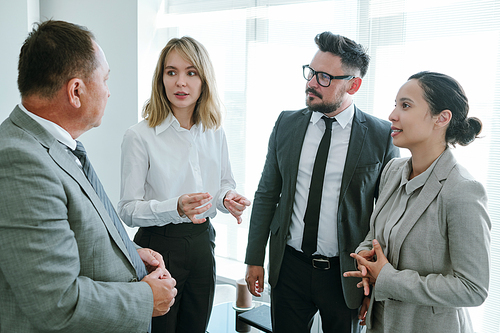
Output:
[
  {"xmin": 400, "ymin": 151, "xmax": 444, "ymax": 194},
  {"xmin": 155, "ymin": 112, "xmax": 201, "ymax": 135},
  {"xmin": 18, "ymin": 103, "xmax": 76, "ymax": 150},
  {"xmin": 310, "ymin": 102, "xmax": 355, "ymax": 129}
]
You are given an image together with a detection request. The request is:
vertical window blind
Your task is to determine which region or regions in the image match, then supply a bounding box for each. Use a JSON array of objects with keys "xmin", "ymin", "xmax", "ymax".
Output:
[{"xmin": 142, "ymin": 1, "xmax": 500, "ymax": 331}]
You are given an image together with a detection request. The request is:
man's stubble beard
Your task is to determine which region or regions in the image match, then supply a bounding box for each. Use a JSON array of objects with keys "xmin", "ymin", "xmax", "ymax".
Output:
[
  {"xmin": 305, "ymin": 87, "xmax": 343, "ymax": 115},
  {"xmin": 306, "ymin": 98, "xmax": 342, "ymax": 115}
]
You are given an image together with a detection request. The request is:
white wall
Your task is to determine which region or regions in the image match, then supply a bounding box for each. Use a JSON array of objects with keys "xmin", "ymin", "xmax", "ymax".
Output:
[
  {"xmin": 0, "ymin": 0, "xmax": 38, "ymax": 122},
  {"xmin": 39, "ymin": 0, "xmax": 139, "ymax": 207},
  {"xmin": 0, "ymin": 0, "xmax": 154, "ymax": 214}
]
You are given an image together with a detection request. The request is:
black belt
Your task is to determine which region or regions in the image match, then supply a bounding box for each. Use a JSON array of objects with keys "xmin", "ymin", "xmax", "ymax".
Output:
[
  {"xmin": 286, "ymin": 245, "xmax": 339, "ymax": 270},
  {"xmin": 142, "ymin": 217, "xmax": 210, "ymax": 237}
]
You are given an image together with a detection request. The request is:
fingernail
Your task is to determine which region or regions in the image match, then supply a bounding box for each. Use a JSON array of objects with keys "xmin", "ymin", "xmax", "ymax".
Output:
[{"xmin": 373, "ymin": 239, "xmax": 379, "ymax": 245}]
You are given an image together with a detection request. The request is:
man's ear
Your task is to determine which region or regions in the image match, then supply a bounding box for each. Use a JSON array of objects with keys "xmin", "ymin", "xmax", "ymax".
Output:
[
  {"xmin": 67, "ymin": 78, "xmax": 84, "ymax": 108},
  {"xmin": 435, "ymin": 109, "xmax": 452, "ymax": 129},
  {"xmin": 347, "ymin": 77, "xmax": 362, "ymax": 95}
]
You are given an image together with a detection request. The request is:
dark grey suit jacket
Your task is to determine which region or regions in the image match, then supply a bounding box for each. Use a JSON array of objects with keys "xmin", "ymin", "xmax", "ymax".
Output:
[
  {"xmin": 0, "ymin": 107, "xmax": 153, "ymax": 332},
  {"xmin": 245, "ymin": 107, "xmax": 399, "ymax": 309}
]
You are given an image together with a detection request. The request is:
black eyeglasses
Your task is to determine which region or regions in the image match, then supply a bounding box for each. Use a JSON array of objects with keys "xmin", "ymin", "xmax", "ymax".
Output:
[{"xmin": 302, "ymin": 65, "xmax": 355, "ymax": 87}]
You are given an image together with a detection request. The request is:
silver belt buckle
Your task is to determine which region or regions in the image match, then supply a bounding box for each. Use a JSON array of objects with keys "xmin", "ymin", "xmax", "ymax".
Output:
[{"xmin": 312, "ymin": 258, "xmax": 330, "ymax": 270}]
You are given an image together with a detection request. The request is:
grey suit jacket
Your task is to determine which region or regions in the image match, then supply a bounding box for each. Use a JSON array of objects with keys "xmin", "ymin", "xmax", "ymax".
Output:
[
  {"xmin": 245, "ymin": 107, "xmax": 399, "ymax": 309},
  {"xmin": 357, "ymin": 148, "xmax": 491, "ymax": 333},
  {"xmin": 0, "ymin": 107, "xmax": 153, "ymax": 332}
]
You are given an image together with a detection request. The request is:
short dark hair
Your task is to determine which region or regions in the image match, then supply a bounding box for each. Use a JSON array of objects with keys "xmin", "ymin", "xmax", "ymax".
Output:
[
  {"xmin": 314, "ymin": 32, "xmax": 370, "ymax": 78},
  {"xmin": 18, "ymin": 20, "xmax": 97, "ymax": 99},
  {"xmin": 409, "ymin": 71, "xmax": 482, "ymax": 146}
]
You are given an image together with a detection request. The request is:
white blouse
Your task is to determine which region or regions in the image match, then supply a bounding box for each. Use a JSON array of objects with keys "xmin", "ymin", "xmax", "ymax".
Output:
[{"xmin": 118, "ymin": 113, "xmax": 235, "ymax": 227}]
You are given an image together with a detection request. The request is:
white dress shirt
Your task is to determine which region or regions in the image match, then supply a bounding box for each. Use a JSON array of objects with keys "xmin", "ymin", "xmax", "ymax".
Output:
[
  {"xmin": 118, "ymin": 113, "xmax": 236, "ymax": 227},
  {"xmin": 287, "ymin": 103, "xmax": 354, "ymax": 257}
]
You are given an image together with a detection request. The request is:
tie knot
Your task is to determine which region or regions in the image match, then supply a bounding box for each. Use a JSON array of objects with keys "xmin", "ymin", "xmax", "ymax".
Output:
[{"xmin": 323, "ymin": 117, "xmax": 335, "ymax": 131}]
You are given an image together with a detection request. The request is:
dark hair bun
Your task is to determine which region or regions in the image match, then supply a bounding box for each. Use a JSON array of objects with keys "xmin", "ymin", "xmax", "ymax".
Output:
[{"xmin": 452, "ymin": 116, "xmax": 482, "ymax": 146}]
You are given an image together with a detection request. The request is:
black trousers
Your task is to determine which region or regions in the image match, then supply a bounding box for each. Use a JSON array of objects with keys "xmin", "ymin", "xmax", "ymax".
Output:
[
  {"xmin": 134, "ymin": 220, "xmax": 216, "ymax": 333},
  {"xmin": 271, "ymin": 246, "xmax": 360, "ymax": 333}
]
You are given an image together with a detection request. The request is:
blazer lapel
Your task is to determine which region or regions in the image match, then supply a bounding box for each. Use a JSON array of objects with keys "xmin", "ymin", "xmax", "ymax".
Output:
[
  {"xmin": 10, "ymin": 107, "xmax": 132, "ymax": 265},
  {"xmin": 48, "ymin": 144, "xmax": 132, "ymax": 262},
  {"xmin": 370, "ymin": 167, "xmax": 403, "ymax": 257},
  {"xmin": 284, "ymin": 109, "xmax": 312, "ymax": 191},
  {"xmin": 339, "ymin": 106, "xmax": 367, "ymax": 203},
  {"xmin": 389, "ymin": 149, "xmax": 457, "ymax": 267}
]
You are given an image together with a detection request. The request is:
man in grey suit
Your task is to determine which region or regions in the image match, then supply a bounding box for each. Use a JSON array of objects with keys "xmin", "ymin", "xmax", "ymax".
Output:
[
  {"xmin": 244, "ymin": 32, "xmax": 399, "ymax": 333},
  {"xmin": 0, "ymin": 20, "xmax": 177, "ymax": 332}
]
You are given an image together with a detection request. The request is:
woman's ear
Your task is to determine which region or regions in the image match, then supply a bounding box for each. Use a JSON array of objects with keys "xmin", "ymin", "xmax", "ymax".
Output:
[
  {"xmin": 67, "ymin": 78, "xmax": 84, "ymax": 108},
  {"xmin": 435, "ymin": 109, "xmax": 452, "ymax": 129}
]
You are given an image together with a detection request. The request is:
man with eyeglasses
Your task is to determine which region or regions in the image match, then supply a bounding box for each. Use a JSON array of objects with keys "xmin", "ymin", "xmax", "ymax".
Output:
[{"xmin": 244, "ymin": 32, "xmax": 399, "ymax": 333}]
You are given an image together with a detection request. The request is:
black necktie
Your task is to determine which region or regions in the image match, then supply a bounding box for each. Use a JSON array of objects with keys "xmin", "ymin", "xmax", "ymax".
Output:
[
  {"xmin": 72, "ymin": 141, "xmax": 147, "ymax": 280},
  {"xmin": 302, "ymin": 117, "xmax": 335, "ymax": 256}
]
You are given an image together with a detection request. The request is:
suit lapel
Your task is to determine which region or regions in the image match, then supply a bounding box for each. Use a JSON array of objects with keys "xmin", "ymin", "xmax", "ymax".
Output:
[
  {"xmin": 370, "ymin": 167, "xmax": 402, "ymax": 257},
  {"xmin": 48, "ymin": 144, "xmax": 132, "ymax": 262},
  {"xmin": 389, "ymin": 149, "xmax": 457, "ymax": 267},
  {"xmin": 284, "ymin": 109, "xmax": 312, "ymax": 190},
  {"xmin": 388, "ymin": 174, "xmax": 442, "ymax": 266},
  {"xmin": 339, "ymin": 107, "xmax": 367, "ymax": 203},
  {"xmin": 10, "ymin": 107, "xmax": 132, "ymax": 265}
]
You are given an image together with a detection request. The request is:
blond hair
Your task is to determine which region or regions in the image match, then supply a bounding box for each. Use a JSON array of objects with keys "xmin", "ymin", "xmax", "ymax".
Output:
[{"xmin": 142, "ymin": 36, "xmax": 222, "ymax": 129}]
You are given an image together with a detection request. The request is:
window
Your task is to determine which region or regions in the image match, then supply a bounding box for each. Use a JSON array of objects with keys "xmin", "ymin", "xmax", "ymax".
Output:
[{"xmin": 141, "ymin": 1, "xmax": 500, "ymax": 331}]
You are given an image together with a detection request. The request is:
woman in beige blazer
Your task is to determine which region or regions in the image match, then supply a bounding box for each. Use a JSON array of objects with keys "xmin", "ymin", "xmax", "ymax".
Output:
[{"xmin": 344, "ymin": 71, "xmax": 491, "ymax": 333}]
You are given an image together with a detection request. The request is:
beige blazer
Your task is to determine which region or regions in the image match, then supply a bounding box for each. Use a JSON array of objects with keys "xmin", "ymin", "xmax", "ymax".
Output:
[{"xmin": 357, "ymin": 148, "xmax": 490, "ymax": 333}]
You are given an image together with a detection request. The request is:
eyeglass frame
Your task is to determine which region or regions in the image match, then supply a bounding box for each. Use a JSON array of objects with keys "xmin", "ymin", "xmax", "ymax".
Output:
[{"xmin": 302, "ymin": 64, "xmax": 355, "ymax": 87}]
